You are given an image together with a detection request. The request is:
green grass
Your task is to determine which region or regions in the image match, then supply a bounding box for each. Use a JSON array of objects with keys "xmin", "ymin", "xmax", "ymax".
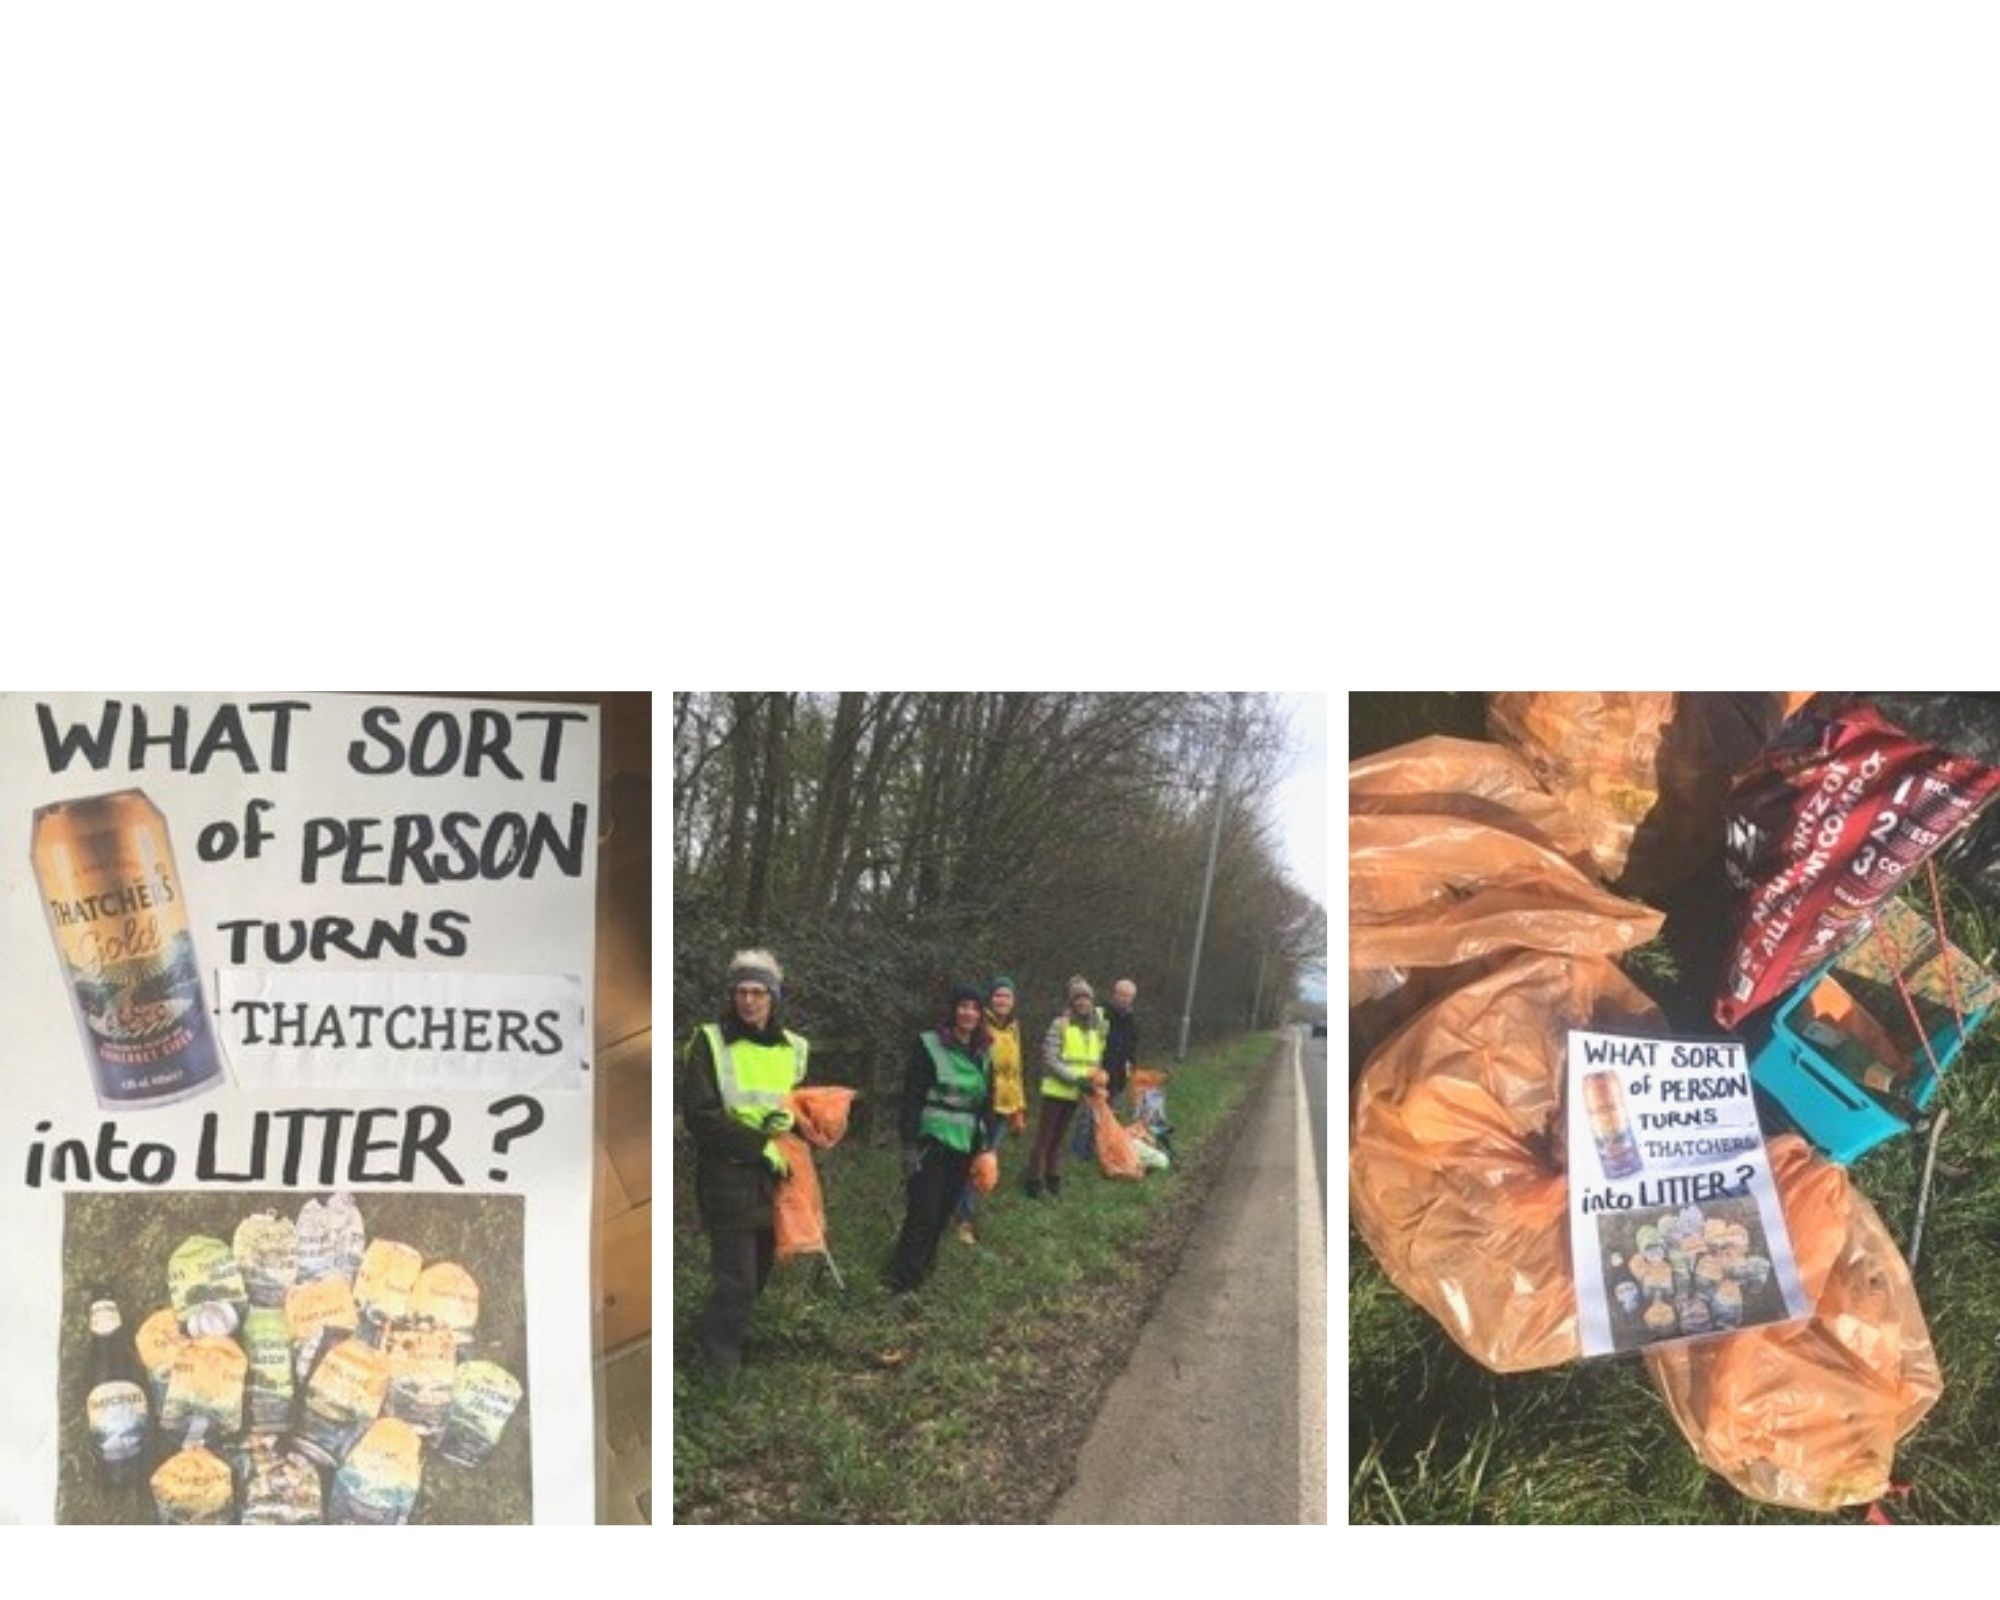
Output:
[
  {"xmin": 672, "ymin": 1032, "xmax": 1279, "ymax": 1523},
  {"xmin": 1348, "ymin": 693, "xmax": 2000, "ymax": 1523}
]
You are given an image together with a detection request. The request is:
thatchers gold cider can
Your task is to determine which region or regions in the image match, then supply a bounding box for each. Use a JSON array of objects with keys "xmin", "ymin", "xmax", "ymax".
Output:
[
  {"xmin": 383, "ymin": 1319, "xmax": 458, "ymax": 1437},
  {"xmin": 330, "ymin": 1417, "xmax": 423, "ymax": 1525},
  {"xmin": 436, "ymin": 1359, "xmax": 523, "ymax": 1469},
  {"xmin": 160, "ymin": 1336, "xmax": 248, "ymax": 1442},
  {"xmin": 295, "ymin": 1337, "xmax": 389, "ymax": 1469},
  {"xmin": 411, "ymin": 1262, "xmax": 480, "ymax": 1354},
  {"xmin": 239, "ymin": 1440, "xmax": 324, "ymax": 1525},
  {"xmin": 135, "ymin": 1306, "xmax": 189, "ymax": 1412},
  {"xmin": 286, "ymin": 1275, "xmax": 359, "ymax": 1382},
  {"xmin": 234, "ymin": 1212, "xmax": 298, "ymax": 1309},
  {"xmin": 353, "ymin": 1239, "xmax": 423, "ymax": 1341},
  {"xmin": 243, "ymin": 1308, "xmax": 296, "ymax": 1434},
  {"xmin": 150, "ymin": 1426, "xmax": 235, "ymax": 1524},
  {"xmin": 32, "ymin": 789, "xmax": 226, "ymax": 1107}
]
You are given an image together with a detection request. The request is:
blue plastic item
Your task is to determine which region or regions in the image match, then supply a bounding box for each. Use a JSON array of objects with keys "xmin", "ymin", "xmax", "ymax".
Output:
[{"xmin": 1750, "ymin": 955, "xmax": 1993, "ymax": 1166}]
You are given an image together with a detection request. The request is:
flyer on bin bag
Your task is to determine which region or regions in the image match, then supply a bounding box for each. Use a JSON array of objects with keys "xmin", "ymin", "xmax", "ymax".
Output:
[
  {"xmin": 1567, "ymin": 1030, "xmax": 1809, "ymax": 1357},
  {"xmin": 0, "ymin": 692, "xmax": 598, "ymax": 1524}
]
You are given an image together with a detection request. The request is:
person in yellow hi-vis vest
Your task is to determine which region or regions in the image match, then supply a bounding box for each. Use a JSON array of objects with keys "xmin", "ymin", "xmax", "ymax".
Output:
[
  {"xmin": 680, "ymin": 948, "xmax": 808, "ymax": 1380},
  {"xmin": 1024, "ymin": 976, "xmax": 1106, "ymax": 1199}
]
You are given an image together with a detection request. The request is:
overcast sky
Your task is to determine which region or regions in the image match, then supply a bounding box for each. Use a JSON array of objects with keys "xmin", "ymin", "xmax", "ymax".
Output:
[
  {"xmin": 1274, "ymin": 692, "xmax": 1329, "ymax": 909},
  {"xmin": 1273, "ymin": 693, "xmax": 1328, "ymax": 1002}
]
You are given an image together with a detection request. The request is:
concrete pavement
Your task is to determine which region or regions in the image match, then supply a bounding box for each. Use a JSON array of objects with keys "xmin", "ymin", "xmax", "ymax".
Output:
[{"xmin": 1052, "ymin": 1029, "xmax": 1327, "ymax": 1523}]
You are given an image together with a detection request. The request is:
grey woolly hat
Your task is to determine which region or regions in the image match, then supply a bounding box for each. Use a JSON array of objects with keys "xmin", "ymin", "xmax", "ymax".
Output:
[
  {"xmin": 725, "ymin": 948, "xmax": 784, "ymax": 997},
  {"xmin": 1066, "ymin": 975, "xmax": 1094, "ymax": 1001}
]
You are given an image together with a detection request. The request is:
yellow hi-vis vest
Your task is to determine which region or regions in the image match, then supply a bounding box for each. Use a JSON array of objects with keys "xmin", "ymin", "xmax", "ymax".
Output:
[
  {"xmin": 1043, "ymin": 1017, "xmax": 1105, "ymax": 1102},
  {"xmin": 700, "ymin": 1023, "xmax": 808, "ymax": 1134}
]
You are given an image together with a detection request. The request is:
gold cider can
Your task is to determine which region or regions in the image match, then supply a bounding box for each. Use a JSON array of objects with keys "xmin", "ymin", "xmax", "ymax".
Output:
[{"xmin": 32, "ymin": 789, "xmax": 226, "ymax": 1107}]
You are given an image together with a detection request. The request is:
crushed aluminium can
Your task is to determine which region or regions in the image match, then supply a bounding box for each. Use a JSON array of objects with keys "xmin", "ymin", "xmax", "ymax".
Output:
[
  {"xmin": 135, "ymin": 1306, "xmax": 189, "ymax": 1412},
  {"xmin": 329, "ymin": 1417, "xmax": 423, "ymax": 1525},
  {"xmin": 239, "ymin": 1440, "xmax": 325, "ymax": 1525},
  {"xmin": 150, "ymin": 1426, "xmax": 236, "ymax": 1524},
  {"xmin": 436, "ymin": 1359, "xmax": 524, "ymax": 1469},
  {"xmin": 411, "ymin": 1262, "xmax": 480, "ymax": 1354},
  {"xmin": 242, "ymin": 1307, "xmax": 296, "ymax": 1434},
  {"xmin": 353, "ymin": 1239, "xmax": 423, "ymax": 1342},
  {"xmin": 285, "ymin": 1274, "xmax": 360, "ymax": 1383},
  {"xmin": 294, "ymin": 1337, "xmax": 389, "ymax": 1470},
  {"xmin": 234, "ymin": 1211, "xmax": 299, "ymax": 1309},
  {"xmin": 382, "ymin": 1319, "xmax": 457, "ymax": 1437},
  {"xmin": 167, "ymin": 1235, "xmax": 248, "ymax": 1329},
  {"xmin": 159, "ymin": 1336, "xmax": 247, "ymax": 1441}
]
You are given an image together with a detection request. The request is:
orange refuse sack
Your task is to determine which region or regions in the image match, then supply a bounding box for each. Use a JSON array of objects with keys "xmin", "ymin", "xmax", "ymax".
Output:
[
  {"xmin": 1348, "ymin": 737, "xmax": 1664, "ymax": 1056},
  {"xmin": 1486, "ymin": 692, "xmax": 1801, "ymax": 895},
  {"xmin": 1349, "ymin": 949, "xmax": 1663, "ymax": 1373},
  {"xmin": 1645, "ymin": 1134, "xmax": 1942, "ymax": 1511},
  {"xmin": 773, "ymin": 1086, "xmax": 858, "ymax": 1263},
  {"xmin": 1090, "ymin": 1093, "xmax": 1144, "ymax": 1180}
]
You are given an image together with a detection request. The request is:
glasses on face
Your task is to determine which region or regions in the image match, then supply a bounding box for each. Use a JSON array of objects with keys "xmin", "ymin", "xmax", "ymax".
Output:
[{"xmin": 732, "ymin": 985, "xmax": 771, "ymax": 1000}]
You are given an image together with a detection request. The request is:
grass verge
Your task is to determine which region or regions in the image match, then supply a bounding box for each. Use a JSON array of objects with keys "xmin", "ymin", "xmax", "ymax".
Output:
[{"xmin": 672, "ymin": 1031, "xmax": 1281, "ymax": 1523}]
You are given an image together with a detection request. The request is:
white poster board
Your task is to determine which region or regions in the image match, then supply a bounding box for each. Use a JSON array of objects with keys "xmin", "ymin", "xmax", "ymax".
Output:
[
  {"xmin": 0, "ymin": 692, "xmax": 598, "ymax": 1524},
  {"xmin": 1566, "ymin": 1030, "xmax": 1809, "ymax": 1358}
]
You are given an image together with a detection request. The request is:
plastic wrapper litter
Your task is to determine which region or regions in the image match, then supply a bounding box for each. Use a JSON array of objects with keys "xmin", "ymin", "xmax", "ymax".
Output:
[
  {"xmin": 1646, "ymin": 1134, "xmax": 1941, "ymax": 1511},
  {"xmin": 1349, "ymin": 950, "xmax": 1664, "ymax": 1372}
]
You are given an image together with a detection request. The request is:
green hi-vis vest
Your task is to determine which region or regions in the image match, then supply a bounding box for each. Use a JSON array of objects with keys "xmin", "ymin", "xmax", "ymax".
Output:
[
  {"xmin": 919, "ymin": 1030, "xmax": 991, "ymax": 1153},
  {"xmin": 700, "ymin": 1023, "xmax": 808, "ymax": 1135},
  {"xmin": 1043, "ymin": 1016, "xmax": 1105, "ymax": 1102}
]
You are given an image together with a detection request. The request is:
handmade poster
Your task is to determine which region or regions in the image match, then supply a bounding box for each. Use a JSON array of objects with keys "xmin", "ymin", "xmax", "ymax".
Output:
[
  {"xmin": 1566, "ymin": 1030, "xmax": 1808, "ymax": 1357},
  {"xmin": 0, "ymin": 693, "xmax": 598, "ymax": 1524}
]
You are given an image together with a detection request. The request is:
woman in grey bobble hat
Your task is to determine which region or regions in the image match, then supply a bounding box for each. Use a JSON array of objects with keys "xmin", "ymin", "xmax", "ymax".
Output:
[
  {"xmin": 1023, "ymin": 975, "xmax": 1106, "ymax": 1199},
  {"xmin": 678, "ymin": 948, "xmax": 808, "ymax": 1380}
]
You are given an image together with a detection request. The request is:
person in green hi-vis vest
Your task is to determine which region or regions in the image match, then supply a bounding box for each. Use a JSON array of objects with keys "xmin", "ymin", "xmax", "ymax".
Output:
[
  {"xmin": 680, "ymin": 948, "xmax": 808, "ymax": 1380},
  {"xmin": 884, "ymin": 983, "xmax": 995, "ymax": 1294}
]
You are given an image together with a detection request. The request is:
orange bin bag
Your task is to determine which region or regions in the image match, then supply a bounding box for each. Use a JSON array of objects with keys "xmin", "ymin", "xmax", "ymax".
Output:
[
  {"xmin": 1089, "ymin": 1094, "xmax": 1144, "ymax": 1181},
  {"xmin": 1350, "ymin": 735, "xmax": 1600, "ymax": 872},
  {"xmin": 1645, "ymin": 1135, "xmax": 1942, "ymax": 1511},
  {"xmin": 771, "ymin": 1134, "xmax": 826, "ymax": 1262},
  {"xmin": 1349, "ymin": 950, "xmax": 1664, "ymax": 1373},
  {"xmin": 789, "ymin": 1085, "xmax": 857, "ymax": 1149},
  {"xmin": 1486, "ymin": 692, "xmax": 1677, "ymax": 885},
  {"xmin": 1485, "ymin": 693, "xmax": 1800, "ymax": 895},
  {"xmin": 772, "ymin": 1087, "xmax": 859, "ymax": 1263},
  {"xmin": 968, "ymin": 1150, "xmax": 998, "ymax": 1196},
  {"xmin": 1349, "ymin": 812, "xmax": 1663, "ymax": 974}
]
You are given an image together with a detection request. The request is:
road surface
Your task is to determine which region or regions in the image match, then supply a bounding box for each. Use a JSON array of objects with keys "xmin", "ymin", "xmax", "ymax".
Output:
[{"xmin": 1052, "ymin": 1028, "xmax": 1327, "ymax": 1523}]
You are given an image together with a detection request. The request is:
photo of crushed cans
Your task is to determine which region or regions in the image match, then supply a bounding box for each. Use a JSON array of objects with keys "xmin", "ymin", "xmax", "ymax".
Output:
[{"xmin": 81, "ymin": 1192, "xmax": 524, "ymax": 1524}]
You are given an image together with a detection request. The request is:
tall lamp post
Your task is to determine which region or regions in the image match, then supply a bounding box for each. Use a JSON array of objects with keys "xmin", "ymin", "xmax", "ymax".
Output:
[{"xmin": 1176, "ymin": 698, "xmax": 1237, "ymax": 1062}]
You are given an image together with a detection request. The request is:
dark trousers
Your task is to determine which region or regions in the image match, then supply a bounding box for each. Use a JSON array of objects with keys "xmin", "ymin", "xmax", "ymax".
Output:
[
  {"xmin": 1028, "ymin": 1095, "xmax": 1080, "ymax": 1181},
  {"xmin": 887, "ymin": 1144, "xmax": 972, "ymax": 1291},
  {"xmin": 699, "ymin": 1227, "xmax": 775, "ymax": 1375}
]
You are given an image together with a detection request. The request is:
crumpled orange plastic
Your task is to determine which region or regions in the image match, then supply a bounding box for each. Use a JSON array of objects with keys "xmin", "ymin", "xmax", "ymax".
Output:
[
  {"xmin": 773, "ymin": 1086, "xmax": 858, "ymax": 1262},
  {"xmin": 1349, "ymin": 949, "xmax": 1663, "ymax": 1372},
  {"xmin": 1645, "ymin": 1135, "xmax": 1942, "ymax": 1511}
]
